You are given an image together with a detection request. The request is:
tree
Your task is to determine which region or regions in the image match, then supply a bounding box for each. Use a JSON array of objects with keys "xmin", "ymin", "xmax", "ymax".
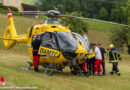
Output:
[
  {"xmin": 111, "ymin": 27, "xmax": 130, "ymax": 54},
  {"xmin": 99, "ymin": 7, "xmax": 108, "ymax": 20},
  {"xmin": 39, "ymin": 0, "xmax": 63, "ymax": 11},
  {"xmin": 122, "ymin": 0, "xmax": 130, "ymax": 25},
  {"xmin": 110, "ymin": 8, "xmax": 122, "ymax": 23},
  {"xmin": 61, "ymin": 12, "xmax": 88, "ymax": 34},
  {"xmin": 63, "ymin": 0, "xmax": 79, "ymax": 12}
]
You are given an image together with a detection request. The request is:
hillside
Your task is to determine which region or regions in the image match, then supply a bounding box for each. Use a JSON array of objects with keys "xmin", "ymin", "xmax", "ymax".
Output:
[
  {"xmin": 0, "ymin": 14, "xmax": 130, "ymax": 90},
  {"xmin": 22, "ymin": 0, "xmax": 37, "ymax": 5}
]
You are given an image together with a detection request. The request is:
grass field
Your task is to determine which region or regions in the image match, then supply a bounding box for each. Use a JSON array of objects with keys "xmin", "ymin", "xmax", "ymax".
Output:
[{"xmin": 0, "ymin": 14, "xmax": 130, "ymax": 90}]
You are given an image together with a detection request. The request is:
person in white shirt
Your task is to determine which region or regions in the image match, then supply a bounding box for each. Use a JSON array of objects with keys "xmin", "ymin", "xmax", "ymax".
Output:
[{"xmin": 92, "ymin": 44, "xmax": 103, "ymax": 76}]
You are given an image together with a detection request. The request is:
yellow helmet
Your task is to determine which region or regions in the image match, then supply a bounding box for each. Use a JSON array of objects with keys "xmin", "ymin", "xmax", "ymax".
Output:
[{"xmin": 109, "ymin": 44, "xmax": 114, "ymax": 49}]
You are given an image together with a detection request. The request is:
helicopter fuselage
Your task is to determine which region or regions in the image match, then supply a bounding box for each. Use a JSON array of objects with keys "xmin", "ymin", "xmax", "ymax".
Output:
[{"xmin": 27, "ymin": 23, "xmax": 88, "ymax": 66}]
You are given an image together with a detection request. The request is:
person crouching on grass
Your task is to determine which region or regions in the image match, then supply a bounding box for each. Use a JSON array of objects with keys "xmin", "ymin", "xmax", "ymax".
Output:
[
  {"xmin": 92, "ymin": 44, "xmax": 103, "ymax": 76},
  {"xmin": 32, "ymin": 35, "xmax": 41, "ymax": 72}
]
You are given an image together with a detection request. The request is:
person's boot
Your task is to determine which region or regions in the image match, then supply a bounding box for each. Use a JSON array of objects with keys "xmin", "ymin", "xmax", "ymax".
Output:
[
  {"xmin": 34, "ymin": 68, "xmax": 39, "ymax": 72},
  {"xmin": 94, "ymin": 72, "xmax": 99, "ymax": 76},
  {"xmin": 99, "ymin": 72, "xmax": 103, "ymax": 76},
  {"xmin": 110, "ymin": 71, "xmax": 114, "ymax": 75},
  {"xmin": 117, "ymin": 73, "xmax": 121, "ymax": 76},
  {"xmin": 85, "ymin": 72, "xmax": 91, "ymax": 77},
  {"xmin": 71, "ymin": 71, "xmax": 74, "ymax": 74},
  {"xmin": 73, "ymin": 72, "xmax": 77, "ymax": 75}
]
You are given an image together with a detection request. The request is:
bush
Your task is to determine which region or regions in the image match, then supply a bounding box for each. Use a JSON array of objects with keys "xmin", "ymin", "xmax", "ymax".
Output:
[
  {"xmin": 0, "ymin": 5, "xmax": 18, "ymax": 12},
  {"xmin": 111, "ymin": 27, "xmax": 130, "ymax": 54}
]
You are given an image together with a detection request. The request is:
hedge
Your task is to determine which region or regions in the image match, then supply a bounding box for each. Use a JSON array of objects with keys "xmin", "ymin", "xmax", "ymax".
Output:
[{"xmin": 0, "ymin": 5, "xmax": 18, "ymax": 12}]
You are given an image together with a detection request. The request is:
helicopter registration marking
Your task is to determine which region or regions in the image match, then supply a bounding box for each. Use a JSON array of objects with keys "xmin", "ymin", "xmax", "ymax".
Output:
[{"xmin": 38, "ymin": 47, "xmax": 60, "ymax": 57}]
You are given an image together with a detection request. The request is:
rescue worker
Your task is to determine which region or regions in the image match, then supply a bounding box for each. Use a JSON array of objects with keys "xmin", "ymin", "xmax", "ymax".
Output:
[
  {"xmin": 86, "ymin": 44, "xmax": 95, "ymax": 75},
  {"xmin": 32, "ymin": 35, "xmax": 41, "ymax": 72},
  {"xmin": 80, "ymin": 61, "xmax": 87, "ymax": 75},
  {"xmin": 93, "ymin": 44, "xmax": 103, "ymax": 76},
  {"xmin": 97, "ymin": 43, "xmax": 107, "ymax": 75},
  {"xmin": 108, "ymin": 44, "xmax": 121, "ymax": 76}
]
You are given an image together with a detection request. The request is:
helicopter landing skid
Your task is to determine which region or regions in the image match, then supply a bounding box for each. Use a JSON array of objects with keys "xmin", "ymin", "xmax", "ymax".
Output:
[
  {"xmin": 42, "ymin": 64, "xmax": 58, "ymax": 76},
  {"xmin": 25, "ymin": 62, "xmax": 62, "ymax": 75},
  {"xmin": 77, "ymin": 66, "xmax": 83, "ymax": 76}
]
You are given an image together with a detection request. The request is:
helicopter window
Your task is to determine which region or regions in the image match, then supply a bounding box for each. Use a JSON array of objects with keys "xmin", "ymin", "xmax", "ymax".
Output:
[
  {"xmin": 55, "ymin": 31, "xmax": 78, "ymax": 52},
  {"xmin": 40, "ymin": 32, "xmax": 59, "ymax": 50},
  {"xmin": 6, "ymin": 0, "xmax": 10, "ymax": 5},
  {"xmin": 72, "ymin": 33, "xmax": 89, "ymax": 51},
  {"xmin": 0, "ymin": 0, "xmax": 2, "ymax": 3},
  {"xmin": 44, "ymin": 20, "xmax": 60, "ymax": 25}
]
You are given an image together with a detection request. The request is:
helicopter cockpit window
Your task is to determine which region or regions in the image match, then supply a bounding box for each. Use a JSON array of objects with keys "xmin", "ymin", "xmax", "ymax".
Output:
[
  {"xmin": 41, "ymin": 32, "xmax": 59, "ymax": 50},
  {"xmin": 72, "ymin": 32, "xmax": 89, "ymax": 51},
  {"xmin": 44, "ymin": 20, "xmax": 60, "ymax": 25},
  {"xmin": 55, "ymin": 31, "xmax": 78, "ymax": 52}
]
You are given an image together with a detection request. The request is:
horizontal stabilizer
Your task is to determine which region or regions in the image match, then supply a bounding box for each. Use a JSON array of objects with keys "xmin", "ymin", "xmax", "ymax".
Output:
[{"xmin": 0, "ymin": 37, "xmax": 16, "ymax": 41}]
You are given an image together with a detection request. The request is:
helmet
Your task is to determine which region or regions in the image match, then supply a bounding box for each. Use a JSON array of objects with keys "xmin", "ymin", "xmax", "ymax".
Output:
[{"xmin": 109, "ymin": 44, "xmax": 114, "ymax": 49}]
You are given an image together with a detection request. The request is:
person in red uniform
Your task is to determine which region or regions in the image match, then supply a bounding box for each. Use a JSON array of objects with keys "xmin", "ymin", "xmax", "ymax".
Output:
[
  {"xmin": 32, "ymin": 35, "xmax": 41, "ymax": 72},
  {"xmin": 93, "ymin": 44, "xmax": 103, "ymax": 76},
  {"xmin": 97, "ymin": 43, "xmax": 107, "ymax": 75}
]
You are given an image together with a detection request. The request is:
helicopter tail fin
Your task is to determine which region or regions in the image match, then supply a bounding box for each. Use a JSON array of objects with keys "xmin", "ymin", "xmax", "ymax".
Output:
[{"xmin": 2, "ymin": 9, "xmax": 27, "ymax": 49}]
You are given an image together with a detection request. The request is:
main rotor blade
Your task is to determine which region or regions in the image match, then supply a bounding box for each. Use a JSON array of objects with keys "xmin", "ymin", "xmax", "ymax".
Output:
[
  {"xmin": 19, "ymin": 11, "xmax": 47, "ymax": 15},
  {"xmin": 60, "ymin": 15, "xmax": 130, "ymax": 27},
  {"xmin": 19, "ymin": 11, "xmax": 46, "ymax": 13}
]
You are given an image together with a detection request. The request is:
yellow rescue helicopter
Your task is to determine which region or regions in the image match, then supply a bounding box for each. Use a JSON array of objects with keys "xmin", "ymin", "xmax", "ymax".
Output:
[
  {"xmin": 2, "ymin": 9, "xmax": 129, "ymax": 75},
  {"xmin": 0, "ymin": 9, "xmax": 95, "ymax": 75}
]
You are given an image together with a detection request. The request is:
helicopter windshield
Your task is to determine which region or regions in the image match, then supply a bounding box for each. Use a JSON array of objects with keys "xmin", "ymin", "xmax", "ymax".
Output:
[{"xmin": 44, "ymin": 20, "xmax": 60, "ymax": 25}]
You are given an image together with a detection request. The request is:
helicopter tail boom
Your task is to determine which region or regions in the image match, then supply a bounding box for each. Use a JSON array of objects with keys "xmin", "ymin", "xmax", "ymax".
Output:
[{"xmin": 2, "ymin": 9, "xmax": 27, "ymax": 49}]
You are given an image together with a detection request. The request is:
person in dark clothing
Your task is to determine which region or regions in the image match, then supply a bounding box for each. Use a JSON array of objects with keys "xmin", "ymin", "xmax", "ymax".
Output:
[
  {"xmin": 97, "ymin": 43, "xmax": 107, "ymax": 75},
  {"xmin": 32, "ymin": 35, "xmax": 41, "ymax": 72},
  {"xmin": 108, "ymin": 44, "xmax": 121, "ymax": 76},
  {"xmin": 86, "ymin": 44, "xmax": 95, "ymax": 76},
  {"xmin": 88, "ymin": 57, "xmax": 95, "ymax": 75}
]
